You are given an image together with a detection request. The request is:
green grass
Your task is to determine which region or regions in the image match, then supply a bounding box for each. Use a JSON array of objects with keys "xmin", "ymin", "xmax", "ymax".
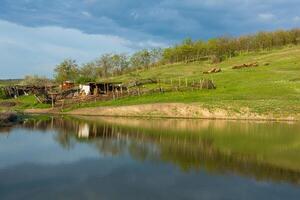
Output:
[
  {"xmin": 0, "ymin": 95, "xmax": 51, "ymax": 111},
  {"xmin": 66, "ymin": 46, "xmax": 300, "ymax": 116}
]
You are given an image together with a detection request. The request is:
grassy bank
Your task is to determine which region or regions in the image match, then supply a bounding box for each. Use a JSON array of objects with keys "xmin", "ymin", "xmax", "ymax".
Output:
[
  {"xmin": 64, "ymin": 46, "xmax": 300, "ymax": 117},
  {"xmin": 0, "ymin": 95, "xmax": 50, "ymax": 112}
]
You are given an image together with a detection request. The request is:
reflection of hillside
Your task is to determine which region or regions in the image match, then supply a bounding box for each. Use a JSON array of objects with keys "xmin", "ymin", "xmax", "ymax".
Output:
[
  {"xmin": 21, "ymin": 116, "xmax": 300, "ymax": 185},
  {"xmin": 78, "ymin": 116, "xmax": 228, "ymax": 133}
]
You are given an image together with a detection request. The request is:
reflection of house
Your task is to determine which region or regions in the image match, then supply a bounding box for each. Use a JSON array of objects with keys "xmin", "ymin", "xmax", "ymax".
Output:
[
  {"xmin": 79, "ymin": 82, "xmax": 125, "ymax": 96},
  {"xmin": 78, "ymin": 123, "xmax": 90, "ymax": 138}
]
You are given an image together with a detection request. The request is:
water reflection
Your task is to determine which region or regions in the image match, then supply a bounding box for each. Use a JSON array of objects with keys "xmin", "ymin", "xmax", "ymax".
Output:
[{"xmin": 12, "ymin": 116, "xmax": 300, "ymax": 185}]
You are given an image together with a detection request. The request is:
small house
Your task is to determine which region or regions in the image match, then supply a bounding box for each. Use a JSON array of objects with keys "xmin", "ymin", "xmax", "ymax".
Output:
[{"xmin": 61, "ymin": 81, "xmax": 75, "ymax": 90}]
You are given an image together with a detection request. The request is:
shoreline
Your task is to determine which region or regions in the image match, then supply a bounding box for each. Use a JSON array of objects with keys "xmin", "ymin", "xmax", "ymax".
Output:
[{"xmin": 23, "ymin": 103, "xmax": 299, "ymax": 122}]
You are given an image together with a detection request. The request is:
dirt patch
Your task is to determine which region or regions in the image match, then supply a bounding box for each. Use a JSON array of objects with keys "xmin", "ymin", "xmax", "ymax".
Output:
[
  {"xmin": 0, "ymin": 101, "xmax": 16, "ymax": 107},
  {"xmin": 63, "ymin": 103, "xmax": 298, "ymax": 121},
  {"xmin": 23, "ymin": 103, "xmax": 299, "ymax": 121},
  {"xmin": 24, "ymin": 108, "xmax": 60, "ymax": 114}
]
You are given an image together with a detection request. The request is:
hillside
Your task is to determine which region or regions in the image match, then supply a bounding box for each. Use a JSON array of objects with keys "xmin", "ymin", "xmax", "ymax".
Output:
[{"xmin": 65, "ymin": 46, "xmax": 300, "ymax": 119}]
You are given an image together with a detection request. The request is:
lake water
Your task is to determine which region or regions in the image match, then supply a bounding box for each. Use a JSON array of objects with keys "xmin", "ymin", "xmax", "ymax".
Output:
[{"xmin": 1, "ymin": 116, "xmax": 300, "ymax": 200}]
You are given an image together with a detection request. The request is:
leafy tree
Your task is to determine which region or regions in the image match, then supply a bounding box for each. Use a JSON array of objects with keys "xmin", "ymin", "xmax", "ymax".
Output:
[
  {"xmin": 78, "ymin": 62, "xmax": 98, "ymax": 83},
  {"xmin": 147, "ymin": 48, "xmax": 163, "ymax": 66},
  {"xmin": 95, "ymin": 54, "xmax": 114, "ymax": 78},
  {"xmin": 111, "ymin": 54, "xmax": 129, "ymax": 75},
  {"xmin": 54, "ymin": 59, "xmax": 79, "ymax": 83},
  {"xmin": 130, "ymin": 50, "xmax": 151, "ymax": 69}
]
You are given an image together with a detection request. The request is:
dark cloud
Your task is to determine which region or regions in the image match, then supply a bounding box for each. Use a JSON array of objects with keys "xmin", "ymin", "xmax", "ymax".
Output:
[{"xmin": 1, "ymin": 0, "xmax": 300, "ymax": 42}]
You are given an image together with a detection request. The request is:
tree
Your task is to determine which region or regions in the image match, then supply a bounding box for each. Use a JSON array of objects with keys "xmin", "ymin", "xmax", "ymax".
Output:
[
  {"xmin": 130, "ymin": 50, "xmax": 151, "ymax": 69},
  {"xmin": 54, "ymin": 59, "xmax": 79, "ymax": 83},
  {"xmin": 111, "ymin": 54, "xmax": 129, "ymax": 75},
  {"xmin": 149, "ymin": 48, "xmax": 163, "ymax": 66},
  {"xmin": 77, "ymin": 62, "xmax": 98, "ymax": 83},
  {"xmin": 95, "ymin": 54, "xmax": 114, "ymax": 78},
  {"xmin": 20, "ymin": 75, "xmax": 53, "ymax": 86}
]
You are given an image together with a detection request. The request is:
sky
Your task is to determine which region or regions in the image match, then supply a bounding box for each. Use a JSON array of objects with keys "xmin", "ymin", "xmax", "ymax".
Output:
[{"xmin": 0, "ymin": 0, "xmax": 300, "ymax": 78}]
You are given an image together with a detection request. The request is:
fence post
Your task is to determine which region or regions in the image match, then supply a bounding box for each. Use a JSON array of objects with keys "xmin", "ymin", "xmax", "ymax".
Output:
[
  {"xmin": 192, "ymin": 80, "xmax": 195, "ymax": 91},
  {"xmin": 199, "ymin": 80, "xmax": 201, "ymax": 90},
  {"xmin": 61, "ymin": 99, "xmax": 64, "ymax": 111},
  {"xmin": 51, "ymin": 94, "xmax": 54, "ymax": 109}
]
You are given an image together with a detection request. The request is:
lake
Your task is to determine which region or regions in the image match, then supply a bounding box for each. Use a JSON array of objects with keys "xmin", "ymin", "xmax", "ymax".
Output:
[{"xmin": 1, "ymin": 116, "xmax": 300, "ymax": 200}]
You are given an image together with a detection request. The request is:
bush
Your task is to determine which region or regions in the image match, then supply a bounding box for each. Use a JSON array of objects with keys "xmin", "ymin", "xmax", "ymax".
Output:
[
  {"xmin": 20, "ymin": 75, "xmax": 53, "ymax": 86},
  {"xmin": 0, "ymin": 89, "xmax": 6, "ymax": 99}
]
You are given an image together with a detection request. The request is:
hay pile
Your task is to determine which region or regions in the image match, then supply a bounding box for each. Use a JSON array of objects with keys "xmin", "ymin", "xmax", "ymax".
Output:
[
  {"xmin": 232, "ymin": 62, "xmax": 259, "ymax": 69},
  {"xmin": 203, "ymin": 67, "xmax": 222, "ymax": 74}
]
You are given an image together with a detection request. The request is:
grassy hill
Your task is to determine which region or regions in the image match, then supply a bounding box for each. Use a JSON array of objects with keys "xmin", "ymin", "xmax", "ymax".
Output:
[{"xmin": 68, "ymin": 45, "xmax": 300, "ymax": 117}]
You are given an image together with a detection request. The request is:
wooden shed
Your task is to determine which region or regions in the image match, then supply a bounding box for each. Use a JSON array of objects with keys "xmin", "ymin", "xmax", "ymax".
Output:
[{"xmin": 79, "ymin": 82, "xmax": 126, "ymax": 96}]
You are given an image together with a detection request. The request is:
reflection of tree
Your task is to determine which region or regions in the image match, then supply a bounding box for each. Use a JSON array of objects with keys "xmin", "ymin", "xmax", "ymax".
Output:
[
  {"xmin": 53, "ymin": 131, "xmax": 75, "ymax": 149},
  {"xmin": 19, "ymin": 116, "xmax": 300, "ymax": 185},
  {"xmin": 93, "ymin": 139, "xmax": 127, "ymax": 156},
  {"xmin": 129, "ymin": 142, "xmax": 150, "ymax": 162}
]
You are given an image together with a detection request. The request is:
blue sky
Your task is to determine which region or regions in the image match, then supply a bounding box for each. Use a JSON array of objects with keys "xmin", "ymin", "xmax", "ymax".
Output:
[{"xmin": 0, "ymin": 0, "xmax": 300, "ymax": 78}]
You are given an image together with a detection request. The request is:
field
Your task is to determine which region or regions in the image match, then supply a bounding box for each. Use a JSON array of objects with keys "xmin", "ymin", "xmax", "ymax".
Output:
[{"xmin": 65, "ymin": 46, "xmax": 300, "ymax": 117}]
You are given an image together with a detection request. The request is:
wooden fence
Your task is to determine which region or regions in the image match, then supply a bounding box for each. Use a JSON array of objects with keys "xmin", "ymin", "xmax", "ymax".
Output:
[{"xmin": 56, "ymin": 78, "xmax": 216, "ymax": 110}]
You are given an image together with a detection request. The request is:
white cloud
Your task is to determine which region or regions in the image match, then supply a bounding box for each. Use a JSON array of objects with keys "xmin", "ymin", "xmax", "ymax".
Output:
[
  {"xmin": 258, "ymin": 13, "xmax": 276, "ymax": 22},
  {"xmin": 130, "ymin": 11, "xmax": 139, "ymax": 20},
  {"xmin": 293, "ymin": 16, "xmax": 300, "ymax": 22},
  {"xmin": 84, "ymin": 0, "xmax": 98, "ymax": 4},
  {"xmin": 81, "ymin": 11, "xmax": 92, "ymax": 18},
  {"xmin": 0, "ymin": 20, "xmax": 134, "ymax": 78}
]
